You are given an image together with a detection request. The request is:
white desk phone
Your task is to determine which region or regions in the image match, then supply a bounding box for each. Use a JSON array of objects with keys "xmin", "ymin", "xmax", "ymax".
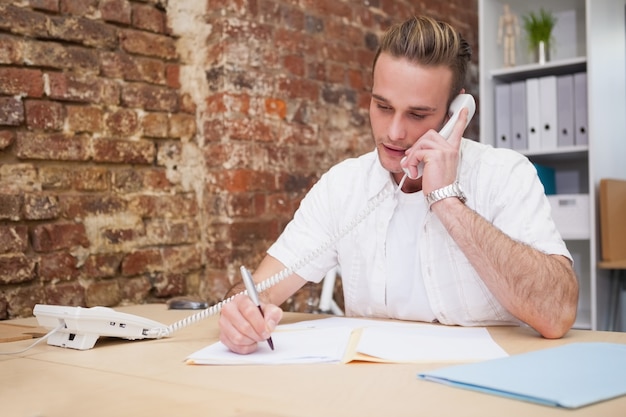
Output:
[{"xmin": 33, "ymin": 94, "xmax": 476, "ymax": 350}]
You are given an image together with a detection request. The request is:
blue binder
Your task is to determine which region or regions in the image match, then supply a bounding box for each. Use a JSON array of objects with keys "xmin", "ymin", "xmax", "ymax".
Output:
[{"xmin": 418, "ymin": 342, "xmax": 626, "ymax": 409}]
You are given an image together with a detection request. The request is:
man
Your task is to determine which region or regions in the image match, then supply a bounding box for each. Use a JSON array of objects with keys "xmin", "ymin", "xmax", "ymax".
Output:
[{"xmin": 219, "ymin": 16, "xmax": 579, "ymax": 354}]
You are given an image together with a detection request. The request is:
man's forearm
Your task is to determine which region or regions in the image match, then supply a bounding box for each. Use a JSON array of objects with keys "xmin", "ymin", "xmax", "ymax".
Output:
[{"xmin": 432, "ymin": 198, "xmax": 579, "ymax": 338}]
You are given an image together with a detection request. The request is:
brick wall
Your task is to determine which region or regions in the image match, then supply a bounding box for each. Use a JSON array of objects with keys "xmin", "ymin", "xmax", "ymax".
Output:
[{"xmin": 0, "ymin": 0, "xmax": 478, "ymax": 319}]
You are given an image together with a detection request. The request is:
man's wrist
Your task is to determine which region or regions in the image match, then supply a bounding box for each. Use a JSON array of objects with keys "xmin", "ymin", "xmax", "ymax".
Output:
[{"xmin": 425, "ymin": 181, "xmax": 467, "ymax": 208}]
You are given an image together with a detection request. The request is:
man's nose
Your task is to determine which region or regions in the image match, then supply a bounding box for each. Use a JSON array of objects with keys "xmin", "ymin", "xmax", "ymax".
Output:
[{"xmin": 388, "ymin": 114, "xmax": 407, "ymax": 141}]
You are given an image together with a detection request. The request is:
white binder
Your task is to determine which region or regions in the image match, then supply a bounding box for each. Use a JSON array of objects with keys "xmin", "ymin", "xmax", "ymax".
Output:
[
  {"xmin": 525, "ymin": 78, "xmax": 542, "ymax": 151},
  {"xmin": 557, "ymin": 74, "xmax": 575, "ymax": 147},
  {"xmin": 494, "ymin": 83, "xmax": 512, "ymax": 149},
  {"xmin": 510, "ymin": 81, "xmax": 527, "ymax": 151},
  {"xmin": 574, "ymin": 72, "xmax": 588, "ymax": 145},
  {"xmin": 539, "ymin": 76, "xmax": 558, "ymax": 150}
]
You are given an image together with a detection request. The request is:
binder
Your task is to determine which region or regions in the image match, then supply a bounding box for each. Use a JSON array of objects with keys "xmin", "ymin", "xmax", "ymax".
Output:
[
  {"xmin": 510, "ymin": 81, "xmax": 527, "ymax": 151},
  {"xmin": 525, "ymin": 78, "xmax": 541, "ymax": 151},
  {"xmin": 494, "ymin": 83, "xmax": 511, "ymax": 149},
  {"xmin": 419, "ymin": 342, "xmax": 626, "ymax": 409},
  {"xmin": 539, "ymin": 76, "xmax": 558, "ymax": 150},
  {"xmin": 556, "ymin": 74, "xmax": 575, "ymax": 147},
  {"xmin": 574, "ymin": 72, "xmax": 588, "ymax": 145}
]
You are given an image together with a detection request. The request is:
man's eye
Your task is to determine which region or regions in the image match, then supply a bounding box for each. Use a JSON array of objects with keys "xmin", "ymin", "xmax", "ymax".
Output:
[
  {"xmin": 409, "ymin": 113, "xmax": 426, "ymax": 120},
  {"xmin": 376, "ymin": 103, "xmax": 392, "ymax": 111}
]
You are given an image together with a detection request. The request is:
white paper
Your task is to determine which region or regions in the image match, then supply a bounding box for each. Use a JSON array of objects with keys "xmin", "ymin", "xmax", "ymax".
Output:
[
  {"xmin": 186, "ymin": 317, "xmax": 508, "ymax": 365},
  {"xmin": 186, "ymin": 326, "xmax": 353, "ymax": 365},
  {"xmin": 357, "ymin": 325, "xmax": 508, "ymax": 362}
]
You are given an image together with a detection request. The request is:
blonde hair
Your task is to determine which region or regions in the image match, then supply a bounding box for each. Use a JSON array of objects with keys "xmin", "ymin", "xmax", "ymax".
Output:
[{"xmin": 373, "ymin": 16, "xmax": 472, "ymax": 105}]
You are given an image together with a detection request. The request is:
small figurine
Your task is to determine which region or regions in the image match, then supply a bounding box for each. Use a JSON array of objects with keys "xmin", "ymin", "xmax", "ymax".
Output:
[{"xmin": 497, "ymin": 4, "xmax": 520, "ymax": 67}]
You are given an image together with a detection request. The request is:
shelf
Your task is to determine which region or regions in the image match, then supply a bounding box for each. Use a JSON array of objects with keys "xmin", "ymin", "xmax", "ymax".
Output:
[
  {"xmin": 489, "ymin": 56, "xmax": 587, "ymax": 82},
  {"xmin": 521, "ymin": 146, "xmax": 588, "ymax": 162}
]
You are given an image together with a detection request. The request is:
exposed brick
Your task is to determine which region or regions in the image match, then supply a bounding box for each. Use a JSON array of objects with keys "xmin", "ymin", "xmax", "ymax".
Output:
[
  {"xmin": 145, "ymin": 218, "xmax": 199, "ymax": 245},
  {"xmin": 31, "ymin": 222, "xmax": 89, "ymax": 252},
  {"xmin": 92, "ymin": 138, "xmax": 155, "ymax": 164},
  {"xmin": 99, "ymin": 79, "xmax": 121, "ymax": 106},
  {"xmin": 66, "ymin": 105, "xmax": 103, "ymax": 133},
  {"xmin": 0, "ymin": 5, "xmax": 49, "ymax": 38},
  {"xmin": 121, "ymin": 248, "xmax": 163, "ymax": 276},
  {"xmin": 44, "ymin": 281, "xmax": 86, "ymax": 306},
  {"xmin": 0, "ymin": 34, "xmax": 23, "ymax": 64},
  {"xmin": 39, "ymin": 166, "xmax": 72, "ymax": 190},
  {"xmin": 23, "ymin": 194, "xmax": 61, "ymax": 220},
  {"xmin": 168, "ymin": 113, "xmax": 196, "ymax": 140},
  {"xmin": 24, "ymin": 99, "xmax": 65, "ymax": 131},
  {"xmin": 134, "ymin": 56, "xmax": 166, "ymax": 85},
  {"xmin": 141, "ymin": 112, "xmax": 168, "ymax": 138},
  {"xmin": 0, "ymin": 163, "xmax": 39, "ymax": 194},
  {"xmin": 105, "ymin": 108, "xmax": 139, "ymax": 137},
  {"xmin": 163, "ymin": 245, "xmax": 202, "ymax": 274},
  {"xmin": 38, "ymin": 252, "xmax": 80, "ymax": 281},
  {"xmin": 165, "ymin": 63, "xmax": 180, "ymax": 89},
  {"xmin": 59, "ymin": 0, "xmax": 98, "ymax": 16},
  {"xmin": 83, "ymin": 253, "xmax": 123, "ymax": 278},
  {"xmin": 45, "ymin": 72, "xmax": 102, "ymax": 103},
  {"xmin": 85, "ymin": 279, "xmax": 121, "ymax": 307},
  {"xmin": 121, "ymin": 83, "xmax": 179, "ymax": 112},
  {"xmin": 0, "ymin": 96, "xmax": 24, "ymax": 126},
  {"xmin": 15, "ymin": 132, "xmax": 90, "ymax": 161},
  {"xmin": 142, "ymin": 168, "xmax": 173, "ymax": 191},
  {"xmin": 179, "ymin": 92, "xmax": 196, "ymax": 114},
  {"xmin": 206, "ymin": 169, "xmax": 276, "ymax": 193},
  {"xmin": 48, "ymin": 16, "xmax": 118, "ymax": 49},
  {"xmin": 60, "ymin": 195, "xmax": 127, "ymax": 219},
  {"xmin": 152, "ymin": 272, "xmax": 185, "ymax": 297},
  {"xmin": 0, "ymin": 225, "xmax": 29, "ymax": 253},
  {"xmin": 101, "ymin": 226, "xmax": 143, "ymax": 246},
  {"xmin": 120, "ymin": 275, "xmax": 152, "ymax": 303},
  {"xmin": 127, "ymin": 193, "xmax": 197, "ymax": 219},
  {"xmin": 30, "ymin": 0, "xmax": 60, "ymax": 12},
  {"xmin": 0, "ymin": 194, "xmax": 23, "ymax": 220},
  {"xmin": 131, "ymin": 3, "xmax": 166, "ymax": 34},
  {"xmin": 4, "ymin": 285, "xmax": 45, "ymax": 318},
  {"xmin": 113, "ymin": 168, "xmax": 145, "ymax": 193},
  {"xmin": 73, "ymin": 167, "xmax": 110, "ymax": 191},
  {"xmin": 23, "ymin": 40, "xmax": 68, "ymax": 71},
  {"xmin": 119, "ymin": 28, "xmax": 177, "ymax": 60},
  {"xmin": 100, "ymin": 0, "xmax": 132, "ymax": 25},
  {"xmin": 0, "ymin": 254, "xmax": 36, "ymax": 284}
]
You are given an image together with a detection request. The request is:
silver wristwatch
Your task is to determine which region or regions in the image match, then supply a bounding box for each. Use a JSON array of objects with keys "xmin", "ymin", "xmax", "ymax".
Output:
[{"xmin": 425, "ymin": 181, "xmax": 467, "ymax": 208}]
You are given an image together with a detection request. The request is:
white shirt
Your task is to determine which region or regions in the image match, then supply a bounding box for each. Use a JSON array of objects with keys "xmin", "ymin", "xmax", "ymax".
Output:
[{"xmin": 268, "ymin": 139, "xmax": 572, "ymax": 327}]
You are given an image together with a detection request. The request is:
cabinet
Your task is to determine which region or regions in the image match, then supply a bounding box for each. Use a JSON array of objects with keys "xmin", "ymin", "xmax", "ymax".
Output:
[{"xmin": 479, "ymin": 0, "xmax": 626, "ymax": 330}]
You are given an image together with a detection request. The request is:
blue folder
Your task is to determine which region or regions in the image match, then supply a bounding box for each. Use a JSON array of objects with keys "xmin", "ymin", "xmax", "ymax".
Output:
[{"xmin": 418, "ymin": 342, "xmax": 626, "ymax": 409}]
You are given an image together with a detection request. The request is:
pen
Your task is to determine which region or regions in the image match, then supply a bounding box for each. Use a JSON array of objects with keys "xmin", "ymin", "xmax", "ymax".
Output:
[{"xmin": 240, "ymin": 265, "xmax": 275, "ymax": 350}]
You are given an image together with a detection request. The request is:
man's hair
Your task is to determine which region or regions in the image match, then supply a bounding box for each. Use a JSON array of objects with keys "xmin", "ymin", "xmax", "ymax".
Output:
[{"xmin": 373, "ymin": 16, "xmax": 472, "ymax": 105}]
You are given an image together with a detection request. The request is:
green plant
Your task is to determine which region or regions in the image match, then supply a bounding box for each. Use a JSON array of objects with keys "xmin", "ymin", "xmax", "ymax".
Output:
[{"xmin": 522, "ymin": 8, "xmax": 557, "ymax": 50}]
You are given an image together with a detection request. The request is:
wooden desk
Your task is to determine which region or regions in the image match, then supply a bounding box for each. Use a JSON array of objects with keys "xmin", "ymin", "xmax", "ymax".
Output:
[{"xmin": 2, "ymin": 304, "xmax": 626, "ymax": 417}]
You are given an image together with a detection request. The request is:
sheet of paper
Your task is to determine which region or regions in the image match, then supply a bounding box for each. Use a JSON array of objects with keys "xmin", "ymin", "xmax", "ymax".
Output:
[
  {"xmin": 186, "ymin": 326, "xmax": 353, "ymax": 365},
  {"xmin": 356, "ymin": 325, "xmax": 508, "ymax": 362},
  {"xmin": 186, "ymin": 317, "xmax": 508, "ymax": 365}
]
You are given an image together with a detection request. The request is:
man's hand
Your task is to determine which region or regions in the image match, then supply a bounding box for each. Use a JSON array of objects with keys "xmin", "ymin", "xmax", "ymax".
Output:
[
  {"xmin": 401, "ymin": 107, "xmax": 468, "ymax": 195},
  {"xmin": 219, "ymin": 294, "xmax": 283, "ymax": 354}
]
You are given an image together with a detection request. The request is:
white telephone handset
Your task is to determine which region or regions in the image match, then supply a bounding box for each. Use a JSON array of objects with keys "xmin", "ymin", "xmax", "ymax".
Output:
[{"xmin": 402, "ymin": 94, "xmax": 476, "ymax": 179}]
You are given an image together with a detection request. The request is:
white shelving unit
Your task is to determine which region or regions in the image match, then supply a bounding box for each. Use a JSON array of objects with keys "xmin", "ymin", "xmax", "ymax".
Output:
[{"xmin": 479, "ymin": 0, "xmax": 626, "ymax": 330}]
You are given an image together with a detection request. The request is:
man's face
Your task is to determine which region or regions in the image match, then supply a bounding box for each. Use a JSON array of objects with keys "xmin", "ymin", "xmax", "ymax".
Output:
[{"xmin": 370, "ymin": 53, "xmax": 453, "ymax": 182}]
